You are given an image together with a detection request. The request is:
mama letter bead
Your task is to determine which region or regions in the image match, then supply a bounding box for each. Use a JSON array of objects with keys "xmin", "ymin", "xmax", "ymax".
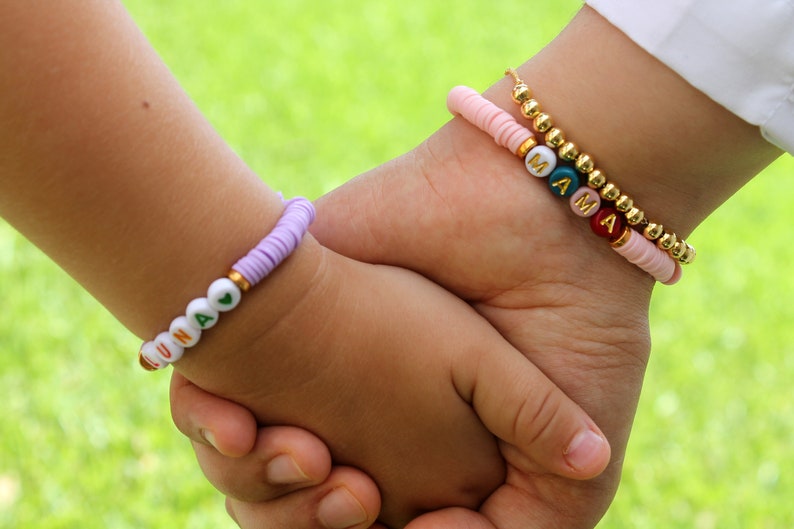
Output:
[
  {"xmin": 207, "ymin": 277, "xmax": 242, "ymax": 312},
  {"xmin": 590, "ymin": 207, "xmax": 624, "ymax": 239},
  {"xmin": 569, "ymin": 187, "xmax": 601, "ymax": 217},
  {"xmin": 169, "ymin": 315, "xmax": 201, "ymax": 348},
  {"xmin": 186, "ymin": 297, "xmax": 219, "ymax": 330},
  {"xmin": 524, "ymin": 145, "xmax": 557, "ymax": 177},
  {"xmin": 548, "ymin": 166, "xmax": 580, "ymax": 197},
  {"xmin": 154, "ymin": 331, "xmax": 184, "ymax": 363}
]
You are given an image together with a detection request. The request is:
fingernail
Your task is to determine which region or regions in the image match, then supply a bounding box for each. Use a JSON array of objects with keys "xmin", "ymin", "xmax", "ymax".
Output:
[
  {"xmin": 317, "ymin": 487, "xmax": 367, "ymax": 529},
  {"xmin": 200, "ymin": 429, "xmax": 218, "ymax": 450},
  {"xmin": 564, "ymin": 429, "xmax": 609, "ymax": 472},
  {"xmin": 266, "ymin": 454, "xmax": 310, "ymax": 485}
]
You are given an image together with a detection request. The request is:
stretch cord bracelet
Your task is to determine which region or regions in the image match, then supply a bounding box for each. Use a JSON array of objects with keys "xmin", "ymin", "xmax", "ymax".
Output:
[
  {"xmin": 504, "ymin": 68, "xmax": 696, "ymax": 266},
  {"xmin": 137, "ymin": 196, "xmax": 316, "ymax": 371},
  {"xmin": 446, "ymin": 84, "xmax": 682, "ymax": 285}
]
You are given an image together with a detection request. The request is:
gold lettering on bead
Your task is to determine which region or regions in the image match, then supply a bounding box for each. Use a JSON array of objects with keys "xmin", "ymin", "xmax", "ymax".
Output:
[
  {"xmin": 574, "ymin": 193, "xmax": 598, "ymax": 215},
  {"xmin": 599, "ymin": 213, "xmax": 617, "ymax": 233},
  {"xmin": 527, "ymin": 153, "xmax": 549, "ymax": 175},
  {"xmin": 551, "ymin": 177, "xmax": 571, "ymax": 196}
]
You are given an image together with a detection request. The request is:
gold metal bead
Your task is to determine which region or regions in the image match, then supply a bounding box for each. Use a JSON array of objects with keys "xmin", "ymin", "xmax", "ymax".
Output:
[
  {"xmin": 574, "ymin": 153, "xmax": 595, "ymax": 174},
  {"xmin": 228, "ymin": 269, "xmax": 252, "ymax": 292},
  {"xmin": 615, "ymin": 194, "xmax": 633, "ymax": 212},
  {"xmin": 600, "ymin": 182, "xmax": 620, "ymax": 201},
  {"xmin": 625, "ymin": 207, "xmax": 645, "ymax": 225},
  {"xmin": 671, "ymin": 240, "xmax": 688, "ymax": 259},
  {"xmin": 558, "ymin": 141, "xmax": 579, "ymax": 161},
  {"xmin": 533, "ymin": 112, "xmax": 553, "ymax": 133},
  {"xmin": 516, "ymin": 136, "xmax": 537, "ymax": 158},
  {"xmin": 545, "ymin": 127, "xmax": 565, "ymax": 148},
  {"xmin": 610, "ymin": 227, "xmax": 632, "ymax": 248},
  {"xmin": 679, "ymin": 244, "xmax": 697, "ymax": 264},
  {"xmin": 587, "ymin": 169, "xmax": 607, "ymax": 189},
  {"xmin": 511, "ymin": 83, "xmax": 532, "ymax": 104},
  {"xmin": 521, "ymin": 99, "xmax": 541, "ymax": 119},
  {"xmin": 657, "ymin": 232, "xmax": 677, "ymax": 251},
  {"xmin": 138, "ymin": 350, "xmax": 157, "ymax": 371},
  {"xmin": 643, "ymin": 222, "xmax": 664, "ymax": 240}
]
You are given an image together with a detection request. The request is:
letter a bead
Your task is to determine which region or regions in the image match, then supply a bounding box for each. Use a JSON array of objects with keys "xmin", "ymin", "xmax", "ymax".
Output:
[
  {"xmin": 186, "ymin": 297, "xmax": 219, "ymax": 330},
  {"xmin": 590, "ymin": 207, "xmax": 624, "ymax": 239},
  {"xmin": 548, "ymin": 166, "xmax": 580, "ymax": 197},
  {"xmin": 524, "ymin": 145, "xmax": 557, "ymax": 177},
  {"xmin": 207, "ymin": 277, "xmax": 242, "ymax": 312}
]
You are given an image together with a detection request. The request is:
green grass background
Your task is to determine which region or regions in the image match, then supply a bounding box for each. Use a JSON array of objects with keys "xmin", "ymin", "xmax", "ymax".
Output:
[{"xmin": 1, "ymin": 1, "xmax": 792, "ymax": 527}]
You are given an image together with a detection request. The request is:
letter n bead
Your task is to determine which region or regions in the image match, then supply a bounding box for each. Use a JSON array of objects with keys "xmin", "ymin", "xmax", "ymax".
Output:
[
  {"xmin": 169, "ymin": 315, "xmax": 201, "ymax": 347},
  {"xmin": 524, "ymin": 145, "xmax": 557, "ymax": 177}
]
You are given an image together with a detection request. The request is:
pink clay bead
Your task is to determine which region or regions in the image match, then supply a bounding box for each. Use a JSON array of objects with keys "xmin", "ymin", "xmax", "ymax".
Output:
[
  {"xmin": 612, "ymin": 229, "xmax": 680, "ymax": 284},
  {"xmin": 447, "ymin": 86, "xmax": 534, "ymax": 155}
]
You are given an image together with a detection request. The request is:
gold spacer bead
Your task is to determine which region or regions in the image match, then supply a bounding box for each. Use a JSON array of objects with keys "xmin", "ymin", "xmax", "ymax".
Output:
[
  {"xmin": 643, "ymin": 222, "xmax": 664, "ymax": 240},
  {"xmin": 615, "ymin": 194, "xmax": 633, "ymax": 212},
  {"xmin": 610, "ymin": 227, "xmax": 632, "ymax": 248},
  {"xmin": 545, "ymin": 127, "xmax": 565, "ymax": 148},
  {"xmin": 516, "ymin": 136, "xmax": 537, "ymax": 158},
  {"xmin": 511, "ymin": 83, "xmax": 532, "ymax": 104},
  {"xmin": 533, "ymin": 112, "xmax": 553, "ymax": 133},
  {"xmin": 558, "ymin": 141, "xmax": 579, "ymax": 161},
  {"xmin": 679, "ymin": 244, "xmax": 697, "ymax": 264},
  {"xmin": 587, "ymin": 169, "xmax": 607, "ymax": 189},
  {"xmin": 671, "ymin": 240, "xmax": 688, "ymax": 259},
  {"xmin": 521, "ymin": 99, "xmax": 541, "ymax": 119},
  {"xmin": 138, "ymin": 350, "xmax": 157, "ymax": 371},
  {"xmin": 600, "ymin": 182, "xmax": 620, "ymax": 201},
  {"xmin": 625, "ymin": 207, "xmax": 645, "ymax": 225},
  {"xmin": 657, "ymin": 232, "xmax": 677, "ymax": 251},
  {"xmin": 574, "ymin": 153, "xmax": 595, "ymax": 174},
  {"xmin": 227, "ymin": 269, "xmax": 252, "ymax": 292}
]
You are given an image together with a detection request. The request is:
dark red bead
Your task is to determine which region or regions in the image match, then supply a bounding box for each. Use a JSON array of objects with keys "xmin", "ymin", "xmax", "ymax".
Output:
[{"xmin": 590, "ymin": 207, "xmax": 624, "ymax": 239}]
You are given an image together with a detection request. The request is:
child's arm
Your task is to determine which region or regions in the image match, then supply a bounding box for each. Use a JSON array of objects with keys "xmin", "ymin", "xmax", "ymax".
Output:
[{"xmin": 0, "ymin": 2, "xmax": 608, "ymax": 526}]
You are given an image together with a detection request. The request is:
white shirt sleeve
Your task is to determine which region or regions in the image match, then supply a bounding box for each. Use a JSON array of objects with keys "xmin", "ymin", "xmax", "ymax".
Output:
[{"xmin": 585, "ymin": 0, "xmax": 794, "ymax": 155}]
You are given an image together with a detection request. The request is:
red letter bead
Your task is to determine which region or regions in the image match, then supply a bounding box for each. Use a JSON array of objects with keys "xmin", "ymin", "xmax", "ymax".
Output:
[
  {"xmin": 548, "ymin": 166, "xmax": 580, "ymax": 197},
  {"xmin": 207, "ymin": 277, "xmax": 242, "ymax": 312},
  {"xmin": 569, "ymin": 187, "xmax": 601, "ymax": 217},
  {"xmin": 139, "ymin": 341, "xmax": 166, "ymax": 370},
  {"xmin": 169, "ymin": 315, "xmax": 201, "ymax": 348},
  {"xmin": 185, "ymin": 297, "xmax": 219, "ymax": 330},
  {"xmin": 524, "ymin": 145, "xmax": 557, "ymax": 177},
  {"xmin": 590, "ymin": 207, "xmax": 624, "ymax": 239},
  {"xmin": 154, "ymin": 331, "xmax": 184, "ymax": 363}
]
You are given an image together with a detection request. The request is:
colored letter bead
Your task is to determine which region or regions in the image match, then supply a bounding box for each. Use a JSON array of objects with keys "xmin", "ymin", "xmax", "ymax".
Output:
[
  {"xmin": 139, "ymin": 341, "xmax": 166, "ymax": 370},
  {"xmin": 186, "ymin": 297, "xmax": 219, "ymax": 330},
  {"xmin": 207, "ymin": 277, "xmax": 242, "ymax": 312},
  {"xmin": 569, "ymin": 187, "xmax": 601, "ymax": 217},
  {"xmin": 153, "ymin": 331, "xmax": 184, "ymax": 363},
  {"xmin": 169, "ymin": 315, "xmax": 201, "ymax": 348},
  {"xmin": 524, "ymin": 145, "xmax": 557, "ymax": 177},
  {"xmin": 590, "ymin": 207, "xmax": 624, "ymax": 239},
  {"xmin": 548, "ymin": 166, "xmax": 580, "ymax": 197}
]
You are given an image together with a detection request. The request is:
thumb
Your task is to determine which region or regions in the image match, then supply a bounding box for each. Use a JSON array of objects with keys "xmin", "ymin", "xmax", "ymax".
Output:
[{"xmin": 453, "ymin": 346, "xmax": 611, "ymax": 480}]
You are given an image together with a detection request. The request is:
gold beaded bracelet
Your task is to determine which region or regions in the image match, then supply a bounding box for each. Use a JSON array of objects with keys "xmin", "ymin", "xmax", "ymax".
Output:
[{"xmin": 506, "ymin": 68, "xmax": 696, "ymax": 264}]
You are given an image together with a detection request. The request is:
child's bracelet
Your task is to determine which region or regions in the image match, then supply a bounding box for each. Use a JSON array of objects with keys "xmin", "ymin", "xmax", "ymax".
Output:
[
  {"xmin": 137, "ymin": 196, "xmax": 315, "ymax": 371},
  {"xmin": 446, "ymin": 83, "xmax": 685, "ymax": 285}
]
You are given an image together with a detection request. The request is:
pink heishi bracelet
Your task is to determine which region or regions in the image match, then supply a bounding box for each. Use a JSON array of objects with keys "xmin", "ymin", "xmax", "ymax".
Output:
[{"xmin": 447, "ymin": 85, "xmax": 680, "ymax": 285}]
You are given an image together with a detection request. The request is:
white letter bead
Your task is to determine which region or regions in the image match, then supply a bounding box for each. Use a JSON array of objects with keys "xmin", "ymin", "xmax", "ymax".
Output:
[
  {"xmin": 169, "ymin": 315, "xmax": 201, "ymax": 348},
  {"xmin": 185, "ymin": 297, "xmax": 219, "ymax": 330},
  {"xmin": 153, "ymin": 331, "xmax": 184, "ymax": 363},
  {"xmin": 207, "ymin": 277, "xmax": 242, "ymax": 312},
  {"xmin": 524, "ymin": 145, "xmax": 557, "ymax": 177},
  {"xmin": 140, "ymin": 341, "xmax": 167, "ymax": 370}
]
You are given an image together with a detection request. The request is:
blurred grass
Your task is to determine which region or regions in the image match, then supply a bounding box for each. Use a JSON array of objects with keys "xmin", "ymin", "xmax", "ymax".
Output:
[{"xmin": 0, "ymin": 1, "xmax": 791, "ymax": 528}]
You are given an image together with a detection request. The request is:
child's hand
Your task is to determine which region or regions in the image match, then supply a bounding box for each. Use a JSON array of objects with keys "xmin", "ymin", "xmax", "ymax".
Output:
[{"xmin": 172, "ymin": 237, "xmax": 609, "ymax": 527}]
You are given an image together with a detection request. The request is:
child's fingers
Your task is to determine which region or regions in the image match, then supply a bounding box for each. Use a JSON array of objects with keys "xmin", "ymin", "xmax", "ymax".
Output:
[
  {"xmin": 226, "ymin": 467, "xmax": 382, "ymax": 529},
  {"xmin": 453, "ymin": 347, "xmax": 611, "ymax": 480}
]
